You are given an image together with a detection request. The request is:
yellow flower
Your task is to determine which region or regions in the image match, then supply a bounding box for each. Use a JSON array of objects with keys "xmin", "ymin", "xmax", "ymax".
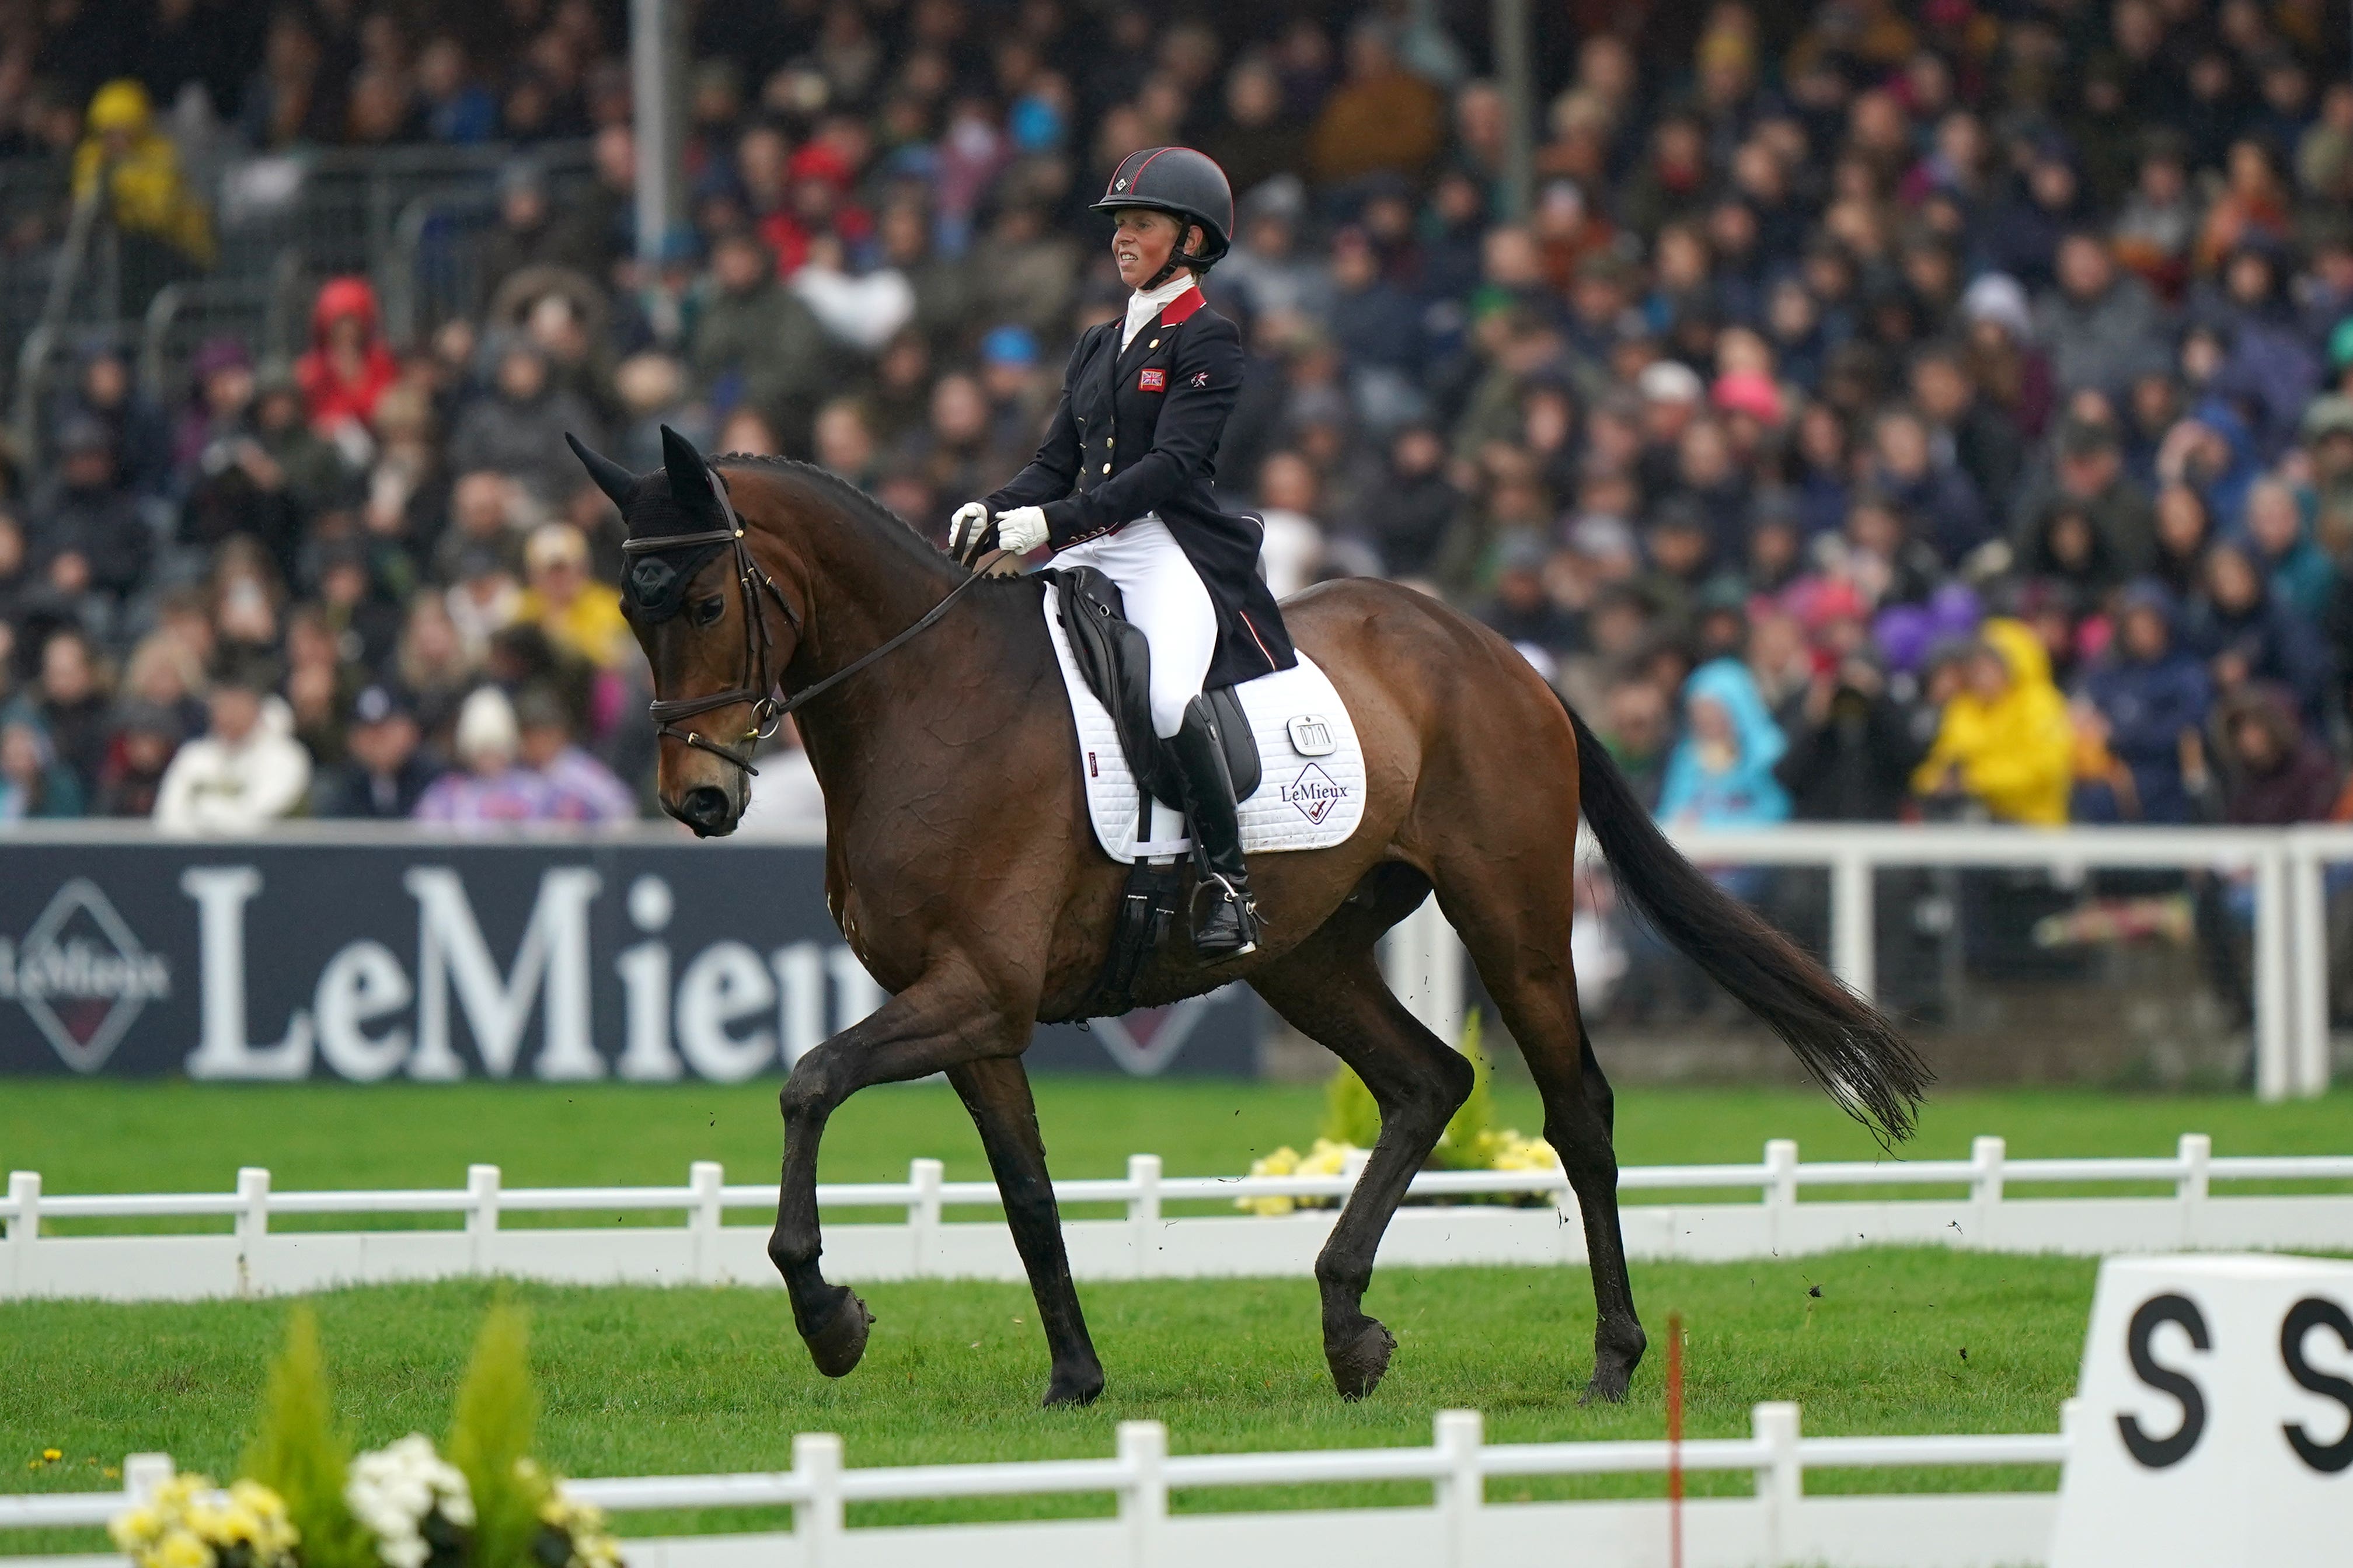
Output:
[
  {"xmin": 104, "ymin": 1468, "xmax": 121, "ymax": 1480},
  {"xmin": 41, "ymin": 1448, "xmax": 61, "ymax": 1461},
  {"xmin": 152, "ymin": 1527, "xmax": 212, "ymax": 1568},
  {"xmin": 109, "ymin": 1507, "xmax": 161, "ymax": 1550},
  {"xmin": 1237, "ymin": 1146, "xmax": 1302, "ymax": 1216}
]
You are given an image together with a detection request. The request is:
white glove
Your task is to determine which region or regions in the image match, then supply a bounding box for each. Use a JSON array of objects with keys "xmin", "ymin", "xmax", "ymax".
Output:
[
  {"xmin": 949, "ymin": 501, "xmax": 990, "ymax": 562},
  {"xmin": 992, "ymin": 505, "xmax": 1050, "ymax": 555}
]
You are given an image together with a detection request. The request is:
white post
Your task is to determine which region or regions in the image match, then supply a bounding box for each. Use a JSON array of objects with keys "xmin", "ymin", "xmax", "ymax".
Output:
[
  {"xmin": 688, "ymin": 1161, "xmax": 724, "ymax": 1283},
  {"xmin": 1752, "ymin": 1401, "xmax": 1801, "ymax": 1568},
  {"xmin": 2253, "ymin": 846, "xmax": 2294, "ymax": 1101},
  {"xmin": 1117, "ymin": 1420, "xmax": 1167, "ymax": 1568},
  {"xmin": 2176, "ymin": 1133, "xmax": 2211, "ymax": 1249},
  {"xmin": 1829, "ymin": 850, "xmax": 1876, "ymax": 1001},
  {"xmin": 1381, "ymin": 898, "xmax": 1466, "ymax": 1046},
  {"xmin": 235, "ymin": 1167, "xmax": 270, "ymax": 1295},
  {"xmin": 791, "ymin": 1433, "xmax": 844, "ymax": 1568},
  {"xmin": 466, "ymin": 1164, "xmax": 500, "ymax": 1272},
  {"xmin": 1968, "ymin": 1136, "xmax": 2005, "ymax": 1250},
  {"xmin": 908, "ymin": 1158, "xmax": 944, "ymax": 1279},
  {"xmin": 1126, "ymin": 1155, "xmax": 1162, "ymax": 1280},
  {"xmin": 123, "ymin": 1454, "xmax": 174, "ymax": 1506},
  {"xmin": 627, "ymin": 0, "xmax": 686, "ymax": 263},
  {"xmin": 1762, "ymin": 1140, "xmax": 1798, "ymax": 1255},
  {"xmin": 6, "ymin": 1171, "xmax": 39, "ymax": 1292},
  {"xmin": 1433, "ymin": 1409, "xmax": 1483, "ymax": 1568},
  {"xmin": 2287, "ymin": 837, "xmax": 2332, "ymax": 1097}
]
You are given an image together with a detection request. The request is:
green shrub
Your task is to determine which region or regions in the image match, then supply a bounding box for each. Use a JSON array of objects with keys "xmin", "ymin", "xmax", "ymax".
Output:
[
  {"xmin": 1317, "ymin": 1059, "xmax": 1381, "ymax": 1149},
  {"xmin": 446, "ymin": 1302, "xmax": 549, "ymax": 1568},
  {"xmin": 1431, "ymin": 1010, "xmax": 1494, "ymax": 1169},
  {"xmin": 240, "ymin": 1306, "xmax": 371, "ymax": 1568}
]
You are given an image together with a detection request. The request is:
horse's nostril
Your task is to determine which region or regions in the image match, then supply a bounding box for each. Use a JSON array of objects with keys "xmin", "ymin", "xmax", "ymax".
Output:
[{"xmin": 679, "ymin": 786, "xmax": 732, "ymax": 832}]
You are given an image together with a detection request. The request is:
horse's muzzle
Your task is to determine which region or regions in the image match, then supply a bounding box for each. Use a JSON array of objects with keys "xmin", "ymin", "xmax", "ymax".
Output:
[{"xmin": 672, "ymin": 784, "xmax": 740, "ymax": 838}]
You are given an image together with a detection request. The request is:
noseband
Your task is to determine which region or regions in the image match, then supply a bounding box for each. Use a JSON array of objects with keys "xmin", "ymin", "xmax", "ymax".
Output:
[{"xmin": 625, "ymin": 477, "xmax": 1001, "ymax": 777}]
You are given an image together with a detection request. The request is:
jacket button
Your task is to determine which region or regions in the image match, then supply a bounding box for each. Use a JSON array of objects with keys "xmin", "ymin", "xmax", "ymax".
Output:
[
  {"xmin": 1106, "ymin": 436, "xmax": 1114, "ymax": 446},
  {"xmin": 1149, "ymin": 338, "xmax": 1159, "ymax": 348},
  {"xmin": 1101, "ymin": 463, "xmax": 1112, "ymax": 473}
]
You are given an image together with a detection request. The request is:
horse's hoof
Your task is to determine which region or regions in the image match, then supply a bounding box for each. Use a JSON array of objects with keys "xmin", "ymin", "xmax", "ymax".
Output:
[
  {"xmin": 801, "ymin": 1287, "xmax": 874, "ymax": 1378},
  {"xmin": 1577, "ymin": 1364, "xmax": 1634, "ymax": 1406},
  {"xmin": 1042, "ymin": 1366, "xmax": 1105, "ymax": 1408},
  {"xmin": 1326, "ymin": 1318, "xmax": 1396, "ymax": 1401}
]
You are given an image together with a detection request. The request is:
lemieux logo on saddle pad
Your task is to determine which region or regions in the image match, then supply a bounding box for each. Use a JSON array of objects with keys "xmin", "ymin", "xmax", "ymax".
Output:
[
  {"xmin": 1137, "ymin": 368, "xmax": 1166, "ymax": 392},
  {"xmin": 1281, "ymin": 763, "xmax": 1348, "ymax": 826},
  {"xmin": 1286, "ymin": 715, "xmax": 1336, "ymax": 756}
]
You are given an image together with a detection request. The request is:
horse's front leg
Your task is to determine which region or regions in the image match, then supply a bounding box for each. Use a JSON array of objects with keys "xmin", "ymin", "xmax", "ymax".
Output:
[
  {"xmin": 768, "ymin": 967, "xmax": 1023, "ymax": 1377},
  {"xmin": 948, "ymin": 1055, "xmax": 1104, "ymax": 1406}
]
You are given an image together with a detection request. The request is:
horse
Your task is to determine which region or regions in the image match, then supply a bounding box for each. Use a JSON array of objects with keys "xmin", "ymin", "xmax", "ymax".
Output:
[{"xmin": 571, "ymin": 426, "xmax": 1929, "ymax": 1408}]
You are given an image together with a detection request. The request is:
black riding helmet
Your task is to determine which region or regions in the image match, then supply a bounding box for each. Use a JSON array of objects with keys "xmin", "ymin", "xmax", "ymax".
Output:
[{"xmin": 1092, "ymin": 146, "xmax": 1234, "ymax": 282}]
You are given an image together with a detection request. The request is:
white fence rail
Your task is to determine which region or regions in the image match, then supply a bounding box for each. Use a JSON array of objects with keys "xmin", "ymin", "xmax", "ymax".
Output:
[
  {"xmin": 0, "ymin": 1401, "xmax": 2073, "ymax": 1568},
  {"xmin": 8, "ymin": 1135, "xmax": 2352, "ymax": 1301}
]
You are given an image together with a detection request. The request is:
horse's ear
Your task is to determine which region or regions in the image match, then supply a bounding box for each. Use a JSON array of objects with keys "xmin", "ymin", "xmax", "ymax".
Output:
[
  {"xmin": 565, "ymin": 432, "xmax": 636, "ymax": 510},
  {"xmin": 660, "ymin": 424, "xmax": 716, "ymax": 515}
]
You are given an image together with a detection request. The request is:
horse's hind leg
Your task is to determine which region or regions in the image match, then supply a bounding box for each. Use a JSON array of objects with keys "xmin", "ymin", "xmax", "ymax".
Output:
[
  {"xmin": 1247, "ymin": 865, "xmax": 1474, "ymax": 1399},
  {"xmin": 1437, "ymin": 857, "xmax": 1646, "ymax": 1403},
  {"xmin": 946, "ymin": 1056, "xmax": 1105, "ymax": 1407}
]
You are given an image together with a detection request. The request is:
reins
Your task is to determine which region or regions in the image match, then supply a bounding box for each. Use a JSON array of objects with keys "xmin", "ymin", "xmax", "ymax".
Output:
[{"xmin": 624, "ymin": 477, "xmax": 1005, "ymax": 777}]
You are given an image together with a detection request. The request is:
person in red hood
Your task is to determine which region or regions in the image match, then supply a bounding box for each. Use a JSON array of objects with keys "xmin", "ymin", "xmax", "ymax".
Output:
[{"xmin": 295, "ymin": 277, "xmax": 399, "ymax": 434}]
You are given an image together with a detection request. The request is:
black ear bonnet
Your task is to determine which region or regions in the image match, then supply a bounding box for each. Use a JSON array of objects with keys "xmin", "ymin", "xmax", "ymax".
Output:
[{"xmin": 567, "ymin": 429, "xmax": 733, "ymax": 623}]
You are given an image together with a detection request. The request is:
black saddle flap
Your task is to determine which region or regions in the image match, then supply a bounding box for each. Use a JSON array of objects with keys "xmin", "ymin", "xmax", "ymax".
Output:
[{"xmin": 1051, "ymin": 567, "xmax": 1260, "ymax": 808}]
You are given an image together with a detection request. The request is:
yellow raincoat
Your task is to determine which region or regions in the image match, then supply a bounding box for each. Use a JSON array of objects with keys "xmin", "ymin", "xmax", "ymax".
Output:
[
  {"xmin": 1910, "ymin": 618, "xmax": 2074, "ymax": 825},
  {"xmin": 71, "ymin": 81, "xmax": 215, "ymax": 267}
]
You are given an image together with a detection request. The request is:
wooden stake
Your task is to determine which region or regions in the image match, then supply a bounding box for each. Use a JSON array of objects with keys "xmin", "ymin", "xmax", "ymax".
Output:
[{"xmin": 1667, "ymin": 1311, "xmax": 1684, "ymax": 1568}]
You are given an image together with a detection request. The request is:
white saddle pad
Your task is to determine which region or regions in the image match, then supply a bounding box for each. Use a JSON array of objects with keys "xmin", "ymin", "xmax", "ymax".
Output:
[{"xmin": 1043, "ymin": 590, "xmax": 1367, "ymax": 864}]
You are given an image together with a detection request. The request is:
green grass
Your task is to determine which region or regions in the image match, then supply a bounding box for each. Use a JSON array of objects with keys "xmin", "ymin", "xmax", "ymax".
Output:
[
  {"xmin": 4, "ymin": 1249, "xmax": 2087, "ymax": 1540},
  {"xmin": 5, "ymin": 1077, "xmax": 2349, "ymax": 1195},
  {"xmin": 4, "ymin": 1078, "xmax": 2345, "ymax": 1541}
]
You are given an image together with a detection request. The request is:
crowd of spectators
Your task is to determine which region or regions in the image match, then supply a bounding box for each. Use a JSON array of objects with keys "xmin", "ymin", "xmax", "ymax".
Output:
[{"xmin": 6, "ymin": 0, "xmax": 2353, "ymax": 851}]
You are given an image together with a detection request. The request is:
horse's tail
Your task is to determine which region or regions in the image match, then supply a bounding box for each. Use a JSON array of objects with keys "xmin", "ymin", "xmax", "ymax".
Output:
[{"xmin": 1560, "ymin": 696, "xmax": 1931, "ymax": 1142}]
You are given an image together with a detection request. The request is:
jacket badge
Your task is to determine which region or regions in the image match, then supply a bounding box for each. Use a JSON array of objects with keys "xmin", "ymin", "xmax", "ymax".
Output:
[
  {"xmin": 1138, "ymin": 368, "xmax": 1166, "ymax": 392},
  {"xmin": 1188, "ymin": 369, "xmax": 1210, "ymax": 387}
]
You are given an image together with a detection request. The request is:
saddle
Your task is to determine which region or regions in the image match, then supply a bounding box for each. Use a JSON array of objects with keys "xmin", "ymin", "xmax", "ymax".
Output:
[{"xmin": 1049, "ymin": 567, "xmax": 1261, "ymax": 808}]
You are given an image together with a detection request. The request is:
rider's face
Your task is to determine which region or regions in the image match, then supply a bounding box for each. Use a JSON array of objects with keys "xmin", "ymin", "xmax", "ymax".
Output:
[{"xmin": 1111, "ymin": 209, "xmax": 1187, "ymax": 289}]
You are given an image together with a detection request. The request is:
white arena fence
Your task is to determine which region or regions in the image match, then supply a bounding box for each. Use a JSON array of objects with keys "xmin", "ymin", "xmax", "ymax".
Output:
[
  {"xmin": 9, "ymin": 1135, "xmax": 2351, "ymax": 1301},
  {"xmin": 0, "ymin": 1401, "xmax": 2075, "ymax": 1568},
  {"xmin": 1654, "ymin": 822, "xmax": 2353, "ymax": 1103}
]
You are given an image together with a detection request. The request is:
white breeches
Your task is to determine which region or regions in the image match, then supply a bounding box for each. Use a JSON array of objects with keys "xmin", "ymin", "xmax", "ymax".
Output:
[{"xmin": 1057, "ymin": 515, "xmax": 1216, "ymax": 738}]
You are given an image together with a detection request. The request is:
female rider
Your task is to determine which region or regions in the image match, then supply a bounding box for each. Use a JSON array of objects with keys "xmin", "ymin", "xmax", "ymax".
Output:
[{"xmin": 950, "ymin": 146, "xmax": 1295, "ymax": 959}]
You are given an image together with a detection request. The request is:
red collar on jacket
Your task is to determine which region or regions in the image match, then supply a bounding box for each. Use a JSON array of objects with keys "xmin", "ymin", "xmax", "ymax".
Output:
[{"xmin": 1158, "ymin": 285, "xmax": 1207, "ymax": 327}]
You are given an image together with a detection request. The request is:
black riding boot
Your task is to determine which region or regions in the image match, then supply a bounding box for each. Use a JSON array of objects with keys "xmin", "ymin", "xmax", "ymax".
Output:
[{"xmin": 1168, "ymin": 696, "xmax": 1260, "ymax": 959}]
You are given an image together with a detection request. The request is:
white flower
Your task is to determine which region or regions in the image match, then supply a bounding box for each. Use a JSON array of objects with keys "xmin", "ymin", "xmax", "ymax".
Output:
[{"xmin": 348, "ymin": 1435, "xmax": 473, "ymax": 1568}]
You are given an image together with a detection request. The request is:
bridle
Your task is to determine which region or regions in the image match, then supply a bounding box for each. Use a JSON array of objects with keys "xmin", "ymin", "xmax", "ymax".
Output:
[{"xmin": 624, "ymin": 474, "xmax": 999, "ymax": 777}]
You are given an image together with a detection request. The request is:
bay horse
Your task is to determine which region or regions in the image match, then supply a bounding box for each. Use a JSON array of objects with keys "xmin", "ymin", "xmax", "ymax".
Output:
[{"xmin": 573, "ymin": 427, "xmax": 1928, "ymax": 1408}]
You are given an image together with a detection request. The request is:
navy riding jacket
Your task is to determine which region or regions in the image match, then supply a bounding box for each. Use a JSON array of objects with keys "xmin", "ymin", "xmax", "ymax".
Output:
[{"xmin": 983, "ymin": 285, "xmax": 1298, "ymax": 691}]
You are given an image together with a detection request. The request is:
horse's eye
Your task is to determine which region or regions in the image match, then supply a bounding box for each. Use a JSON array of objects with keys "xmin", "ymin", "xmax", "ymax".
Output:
[{"xmin": 692, "ymin": 596, "xmax": 726, "ymax": 627}]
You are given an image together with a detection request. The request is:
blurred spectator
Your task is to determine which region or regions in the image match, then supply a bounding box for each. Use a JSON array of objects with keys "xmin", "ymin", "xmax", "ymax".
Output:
[
  {"xmin": 1655, "ymin": 659, "xmax": 1790, "ymax": 830},
  {"xmin": 71, "ymin": 80, "xmax": 214, "ymax": 269},
  {"xmin": 516, "ymin": 522, "xmax": 630, "ymax": 671},
  {"xmin": 295, "ymin": 278, "xmax": 399, "ymax": 444},
  {"xmin": 688, "ymin": 231, "xmax": 831, "ymax": 452},
  {"xmin": 447, "ymin": 339, "xmax": 603, "ymax": 508},
  {"xmin": 25, "ymin": 627, "xmax": 110, "ymax": 794},
  {"xmin": 315, "ymin": 683, "xmax": 440, "ymax": 819},
  {"xmin": 2078, "ymin": 583, "xmax": 2212, "ymax": 823},
  {"xmin": 30, "ymin": 420, "xmax": 151, "ymax": 613},
  {"xmin": 514, "ymin": 686, "xmax": 633, "ymax": 822},
  {"xmin": 92, "ymin": 700, "xmax": 182, "ymax": 818},
  {"xmin": 1911, "ymin": 620, "xmax": 2073, "ymax": 825},
  {"xmin": 2187, "ymin": 539, "xmax": 2330, "ymax": 724},
  {"xmin": 1306, "ymin": 23, "xmax": 1444, "ymax": 185},
  {"xmin": 2189, "ymin": 687, "xmax": 2342, "ymax": 825},
  {"xmin": 152, "ymin": 657, "xmax": 312, "ymax": 833},
  {"xmin": 414, "ymin": 685, "xmax": 532, "ymax": 825},
  {"xmin": 1774, "ymin": 653, "xmax": 1924, "ymax": 822},
  {"xmin": 0, "ymin": 712, "xmax": 85, "ymax": 820}
]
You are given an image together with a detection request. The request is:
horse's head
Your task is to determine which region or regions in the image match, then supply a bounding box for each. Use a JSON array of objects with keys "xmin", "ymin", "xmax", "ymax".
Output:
[{"xmin": 569, "ymin": 425, "xmax": 797, "ymax": 837}]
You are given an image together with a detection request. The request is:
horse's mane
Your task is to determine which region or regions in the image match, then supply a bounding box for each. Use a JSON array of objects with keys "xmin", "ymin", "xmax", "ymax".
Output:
[{"xmin": 711, "ymin": 453, "xmax": 968, "ymax": 582}]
